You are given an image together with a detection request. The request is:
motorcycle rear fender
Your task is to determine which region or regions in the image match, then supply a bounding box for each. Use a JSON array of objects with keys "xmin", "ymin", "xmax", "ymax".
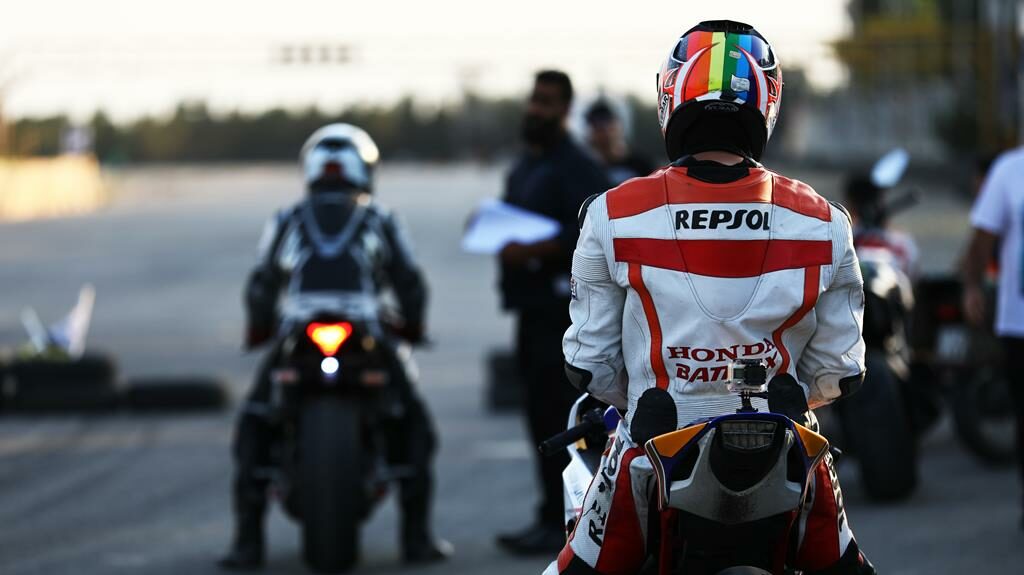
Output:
[{"xmin": 644, "ymin": 413, "xmax": 829, "ymax": 525}]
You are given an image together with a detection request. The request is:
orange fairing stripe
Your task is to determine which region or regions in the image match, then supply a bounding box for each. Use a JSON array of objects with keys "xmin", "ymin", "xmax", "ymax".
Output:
[
  {"xmin": 628, "ymin": 263, "xmax": 670, "ymax": 390},
  {"xmin": 771, "ymin": 266, "xmax": 821, "ymax": 374},
  {"xmin": 794, "ymin": 423, "xmax": 830, "ymax": 459},
  {"xmin": 649, "ymin": 422, "xmax": 708, "ymax": 458}
]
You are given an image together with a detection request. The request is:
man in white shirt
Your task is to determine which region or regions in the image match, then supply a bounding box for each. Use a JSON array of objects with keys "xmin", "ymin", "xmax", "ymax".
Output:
[{"xmin": 963, "ymin": 146, "xmax": 1024, "ymax": 529}]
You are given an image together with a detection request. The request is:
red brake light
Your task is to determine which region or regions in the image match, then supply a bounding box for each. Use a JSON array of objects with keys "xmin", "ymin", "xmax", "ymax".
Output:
[{"xmin": 306, "ymin": 322, "xmax": 352, "ymax": 356}]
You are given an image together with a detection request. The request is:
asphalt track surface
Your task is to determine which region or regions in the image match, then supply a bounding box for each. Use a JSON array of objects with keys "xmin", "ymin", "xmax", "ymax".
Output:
[{"xmin": 0, "ymin": 164, "xmax": 1020, "ymax": 575}]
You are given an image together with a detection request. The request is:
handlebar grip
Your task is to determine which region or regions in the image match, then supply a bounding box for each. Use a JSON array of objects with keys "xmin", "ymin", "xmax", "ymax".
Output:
[{"xmin": 538, "ymin": 409, "xmax": 605, "ymax": 456}]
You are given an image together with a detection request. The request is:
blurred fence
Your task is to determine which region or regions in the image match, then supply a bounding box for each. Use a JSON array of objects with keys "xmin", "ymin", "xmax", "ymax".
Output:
[{"xmin": 0, "ymin": 155, "xmax": 107, "ymax": 221}]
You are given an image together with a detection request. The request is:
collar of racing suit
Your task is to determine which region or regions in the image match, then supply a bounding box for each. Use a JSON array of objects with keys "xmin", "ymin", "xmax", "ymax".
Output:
[{"xmin": 671, "ymin": 155, "xmax": 763, "ymax": 184}]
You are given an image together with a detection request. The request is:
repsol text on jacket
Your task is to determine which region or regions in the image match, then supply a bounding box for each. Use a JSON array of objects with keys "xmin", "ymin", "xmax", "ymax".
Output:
[{"xmin": 675, "ymin": 209, "xmax": 770, "ymax": 231}]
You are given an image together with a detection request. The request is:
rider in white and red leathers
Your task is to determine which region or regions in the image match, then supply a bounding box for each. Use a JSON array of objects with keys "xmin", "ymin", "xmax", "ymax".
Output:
[{"xmin": 548, "ymin": 21, "xmax": 875, "ymax": 575}]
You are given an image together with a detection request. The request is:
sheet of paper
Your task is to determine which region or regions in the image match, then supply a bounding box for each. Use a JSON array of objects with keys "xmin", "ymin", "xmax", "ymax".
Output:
[{"xmin": 461, "ymin": 199, "xmax": 561, "ymax": 255}]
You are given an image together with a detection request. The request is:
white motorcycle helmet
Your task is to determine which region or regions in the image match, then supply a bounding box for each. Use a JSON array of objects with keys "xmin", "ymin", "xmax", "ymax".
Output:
[{"xmin": 300, "ymin": 123, "xmax": 380, "ymax": 192}]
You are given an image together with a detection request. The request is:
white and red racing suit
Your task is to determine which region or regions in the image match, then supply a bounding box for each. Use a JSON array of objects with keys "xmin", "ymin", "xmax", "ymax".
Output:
[{"xmin": 550, "ymin": 161, "xmax": 871, "ymax": 575}]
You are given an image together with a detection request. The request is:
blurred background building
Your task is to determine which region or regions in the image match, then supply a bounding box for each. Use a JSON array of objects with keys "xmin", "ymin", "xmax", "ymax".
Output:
[{"xmin": 804, "ymin": 0, "xmax": 1022, "ymax": 164}]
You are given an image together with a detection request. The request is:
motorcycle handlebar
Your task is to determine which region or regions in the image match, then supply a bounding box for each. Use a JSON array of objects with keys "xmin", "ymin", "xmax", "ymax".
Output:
[{"xmin": 539, "ymin": 408, "xmax": 606, "ymax": 456}]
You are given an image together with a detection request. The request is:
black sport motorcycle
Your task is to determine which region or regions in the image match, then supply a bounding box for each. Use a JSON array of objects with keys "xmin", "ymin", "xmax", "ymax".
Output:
[
  {"xmin": 912, "ymin": 276, "xmax": 1016, "ymax": 465},
  {"xmin": 543, "ymin": 363, "xmax": 842, "ymax": 575},
  {"xmin": 835, "ymin": 233, "xmax": 919, "ymax": 500},
  {"xmin": 264, "ymin": 316, "xmax": 405, "ymax": 573},
  {"xmin": 830, "ymin": 149, "xmax": 919, "ymax": 500}
]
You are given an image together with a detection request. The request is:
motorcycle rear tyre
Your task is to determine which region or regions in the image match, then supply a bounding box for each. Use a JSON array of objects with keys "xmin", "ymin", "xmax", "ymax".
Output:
[
  {"xmin": 838, "ymin": 352, "xmax": 918, "ymax": 501},
  {"xmin": 952, "ymin": 366, "xmax": 1016, "ymax": 466},
  {"xmin": 299, "ymin": 397, "xmax": 363, "ymax": 573}
]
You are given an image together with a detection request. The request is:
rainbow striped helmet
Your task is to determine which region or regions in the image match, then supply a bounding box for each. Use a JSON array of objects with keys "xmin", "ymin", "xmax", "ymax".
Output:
[{"xmin": 657, "ymin": 21, "xmax": 782, "ymax": 161}]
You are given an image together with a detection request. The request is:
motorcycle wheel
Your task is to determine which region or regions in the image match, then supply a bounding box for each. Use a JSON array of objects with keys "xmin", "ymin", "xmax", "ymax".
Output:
[
  {"xmin": 952, "ymin": 365, "xmax": 1016, "ymax": 466},
  {"xmin": 837, "ymin": 352, "xmax": 918, "ymax": 501},
  {"xmin": 299, "ymin": 397, "xmax": 363, "ymax": 573}
]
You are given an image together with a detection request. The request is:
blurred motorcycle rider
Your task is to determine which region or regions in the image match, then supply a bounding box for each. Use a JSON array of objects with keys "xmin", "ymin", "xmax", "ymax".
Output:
[
  {"xmin": 548, "ymin": 21, "xmax": 875, "ymax": 574},
  {"xmin": 219, "ymin": 124, "xmax": 451, "ymax": 570},
  {"xmin": 584, "ymin": 98, "xmax": 656, "ymax": 186},
  {"xmin": 844, "ymin": 173, "xmax": 919, "ymax": 277}
]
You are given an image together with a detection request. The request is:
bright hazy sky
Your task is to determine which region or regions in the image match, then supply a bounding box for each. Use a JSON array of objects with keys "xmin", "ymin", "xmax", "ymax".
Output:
[{"xmin": 0, "ymin": 0, "xmax": 851, "ymax": 121}]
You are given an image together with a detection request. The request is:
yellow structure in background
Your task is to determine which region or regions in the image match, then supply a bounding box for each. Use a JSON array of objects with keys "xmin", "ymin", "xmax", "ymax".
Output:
[{"xmin": 0, "ymin": 155, "xmax": 107, "ymax": 221}]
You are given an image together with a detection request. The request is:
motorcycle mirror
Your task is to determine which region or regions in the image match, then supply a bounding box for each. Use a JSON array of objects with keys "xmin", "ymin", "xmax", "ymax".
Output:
[
  {"xmin": 871, "ymin": 148, "xmax": 910, "ymax": 189},
  {"xmin": 885, "ymin": 188, "xmax": 919, "ymax": 217}
]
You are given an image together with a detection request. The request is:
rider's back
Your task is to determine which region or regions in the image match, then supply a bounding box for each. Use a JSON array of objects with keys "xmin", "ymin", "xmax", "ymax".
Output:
[
  {"xmin": 249, "ymin": 192, "xmax": 426, "ymax": 336},
  {"xmin": 564, "ymin": 161, "xmax": 864, "ymax": 427}
]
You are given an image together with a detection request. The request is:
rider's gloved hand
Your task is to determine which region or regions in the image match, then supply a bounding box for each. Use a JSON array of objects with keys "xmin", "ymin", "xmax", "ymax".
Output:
[
  {"xmin": 767, "ymin": 374, "xmax": 810, "ymax": 421},
  {"xmin": 395, "ymin": 322, "xmax": 427, "ymax": 345}
]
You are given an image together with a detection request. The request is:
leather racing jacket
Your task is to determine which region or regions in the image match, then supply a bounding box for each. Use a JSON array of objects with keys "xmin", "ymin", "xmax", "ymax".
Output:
[
  {"xmin": 245, "ymin": 191, "xmax": 427, "ymax": 346},
  {"xmin": 562, "ymin": 160, "xmax": 866, "ymax": 428}
]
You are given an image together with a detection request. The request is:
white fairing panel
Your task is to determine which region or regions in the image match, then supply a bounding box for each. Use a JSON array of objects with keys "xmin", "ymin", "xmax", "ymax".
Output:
[{"xmin": 663, "ymin": 429, "xmax": 805, "ymax": 525}]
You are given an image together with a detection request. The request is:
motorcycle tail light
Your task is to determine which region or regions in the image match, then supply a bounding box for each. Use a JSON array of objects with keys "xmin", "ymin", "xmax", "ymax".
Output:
[
  {"xmin": 720, "ymin": 420, "xmax": 777, "ymax": 451},
  {"xmin": 306, "ymin": 322, "xmax": 353, "ymax": 356}
]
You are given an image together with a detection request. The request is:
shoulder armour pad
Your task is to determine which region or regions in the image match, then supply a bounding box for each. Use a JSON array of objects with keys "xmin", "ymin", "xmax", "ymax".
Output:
[
  {"xmin": 578, "ymin": 193, "xmax": 601, "ymax": 230},
  {"xmin": 829, "ymin": 201, "xmax": 853, "ymax": 225}
]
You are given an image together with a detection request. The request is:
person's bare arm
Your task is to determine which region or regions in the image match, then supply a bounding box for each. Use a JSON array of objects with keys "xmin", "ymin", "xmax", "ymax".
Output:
[{"xmin": 962, "ymin": 229, "xmax": 998, "ymax": 326}]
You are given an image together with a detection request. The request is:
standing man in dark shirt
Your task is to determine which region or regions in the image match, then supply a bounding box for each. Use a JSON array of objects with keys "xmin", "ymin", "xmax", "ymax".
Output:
[{"xmin": 496, "ymin": 70, "xmax": 611, "ymax": 555}]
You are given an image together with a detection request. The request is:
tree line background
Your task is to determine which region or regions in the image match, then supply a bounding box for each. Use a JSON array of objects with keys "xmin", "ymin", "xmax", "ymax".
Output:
[{"xmin": 7, "ymin": 94, "xmax": 666, "ymax": 164}]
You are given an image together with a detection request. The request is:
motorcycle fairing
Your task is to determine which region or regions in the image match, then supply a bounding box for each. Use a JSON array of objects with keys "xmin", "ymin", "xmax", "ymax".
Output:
[
  {"xmin": 561, "ymin": 396, "xmax": 622, "ymax": 529},
  {"xmin": 644, "ymin": 412, "xmax": 829, "ymax": 525}
]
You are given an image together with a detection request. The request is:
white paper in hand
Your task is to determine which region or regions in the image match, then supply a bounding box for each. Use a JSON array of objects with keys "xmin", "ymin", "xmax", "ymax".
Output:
[{"xmin": 461, "ymin": 199, "xmax": 561, "ymax": 254}]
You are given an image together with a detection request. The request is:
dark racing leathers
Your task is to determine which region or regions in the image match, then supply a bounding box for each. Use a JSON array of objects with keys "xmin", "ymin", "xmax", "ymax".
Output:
[
  {"xmin": 227, "ymin": 190, "xmax": 440, "ymax": 564},
  {"xmin": 550, "ymin": 159, "xmax": 874, "ymax": 574}
]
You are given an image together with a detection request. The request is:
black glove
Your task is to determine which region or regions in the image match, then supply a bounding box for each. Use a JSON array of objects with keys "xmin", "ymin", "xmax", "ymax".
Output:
[
  {"xmin": 767, "ymin": 374, "xmax": 810, "ymax": 421},
  {"xmin": 630, "ymin": 387, "xmax": 678, "ymax": 446},
  {"xmin": 394, "ymin": 322, "xmax": 426, "ymax": 345}
]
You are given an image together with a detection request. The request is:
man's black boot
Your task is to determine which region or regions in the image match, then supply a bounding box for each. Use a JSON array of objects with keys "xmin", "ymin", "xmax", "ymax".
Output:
[
  {"xmin": 495, "ymin": 522, "xmax": 565, "ymax": 556},
  {"xmin": 402, "ymin": 530, "xmax": 454, "ymax": 565},
  {"xmin": 401, "ymin": 504, "xmax": 452, "ymax": 564},
  {"xmin": 218, "ymin": 511, "xmax": 265, "ymax": 571}
]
